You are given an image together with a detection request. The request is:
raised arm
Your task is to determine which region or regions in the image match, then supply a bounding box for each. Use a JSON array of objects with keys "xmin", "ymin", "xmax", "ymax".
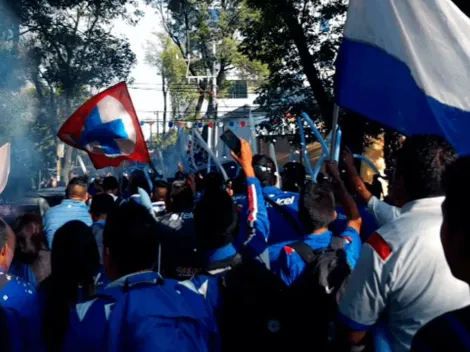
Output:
[
  {"xmin": 342, "ymin": 148, "xmax": 401, "ymax": 226},
  {"xmin": 231, "ymin": 139, "xmax": 270, "ymax": 265},
  {"xmin": 326, "ymin": 161, "xmax": 362, "ymax": 233}
]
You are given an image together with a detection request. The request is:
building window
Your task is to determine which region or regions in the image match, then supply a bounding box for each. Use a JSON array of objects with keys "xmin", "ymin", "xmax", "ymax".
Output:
[{"xmin": 228, "ymin": 80, "xmax": 248, "ymax": 99}]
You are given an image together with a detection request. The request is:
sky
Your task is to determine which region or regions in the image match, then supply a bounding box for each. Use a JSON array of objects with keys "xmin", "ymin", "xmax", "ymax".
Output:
[{"xmin": 113, "ymin": 1, "xmax": 166, "ymax": 127}]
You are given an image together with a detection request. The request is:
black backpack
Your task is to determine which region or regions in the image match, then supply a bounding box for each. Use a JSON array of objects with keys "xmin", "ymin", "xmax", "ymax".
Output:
[{"xmin": 214, "ymin": 237, "xmax": 351, "ymax": 352}]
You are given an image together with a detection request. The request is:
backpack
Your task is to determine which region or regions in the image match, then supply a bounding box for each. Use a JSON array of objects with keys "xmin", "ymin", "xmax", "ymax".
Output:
[
  {"xmin": 215, "ymin": 236, "xmax": 351, "ymax": 352},
  {"xmin": 97, "ymin": 273, "xmax": 217, "ymax": 352}
]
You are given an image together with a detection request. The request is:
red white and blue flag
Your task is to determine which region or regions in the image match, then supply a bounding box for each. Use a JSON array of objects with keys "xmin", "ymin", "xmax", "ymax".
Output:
[{"xmin": 58, "ymin": 82, "xmax": 150, "ymax": 169}]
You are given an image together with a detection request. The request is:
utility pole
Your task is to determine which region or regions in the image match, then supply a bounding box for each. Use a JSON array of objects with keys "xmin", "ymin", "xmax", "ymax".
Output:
[{"xmin": 212, "ymin": 41, "xmax": 219, "ymax": 160}]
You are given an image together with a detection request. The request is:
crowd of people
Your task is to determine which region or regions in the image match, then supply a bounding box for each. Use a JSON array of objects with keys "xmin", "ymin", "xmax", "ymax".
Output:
[{"xmin": 0, "ymin": 134, "xmax": 469, "ymax": 351}]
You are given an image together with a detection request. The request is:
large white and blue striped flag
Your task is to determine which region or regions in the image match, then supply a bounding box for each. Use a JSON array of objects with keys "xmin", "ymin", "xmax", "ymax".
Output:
[{"xmin": 336, "ymin": 0, "xmax": 470, "ymax": 154}]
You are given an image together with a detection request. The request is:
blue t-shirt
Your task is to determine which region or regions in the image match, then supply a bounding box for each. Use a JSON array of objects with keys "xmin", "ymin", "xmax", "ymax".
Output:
[
  {"xmin": 269, "ymin": 228, "xmax": 362, "ymax": 286},
  {"xmin": 0, "ymin": 271, "xmax": 42, "ymax": 352}
]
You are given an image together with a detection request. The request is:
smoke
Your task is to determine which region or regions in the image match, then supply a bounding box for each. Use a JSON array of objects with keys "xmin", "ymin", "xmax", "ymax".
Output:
[{"xmin": 0, "ymin": 1, "xmax": 46, "ymax": 200}]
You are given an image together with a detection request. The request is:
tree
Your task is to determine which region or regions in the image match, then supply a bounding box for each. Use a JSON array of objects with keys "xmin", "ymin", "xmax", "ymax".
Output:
[
  {"xmin": 146, "ymin": 0, "xmax": 268, "ymax": 119},
  {"xmin": 241, "ymin": 0, "xmax": 392, "ymax": 158},
  {"xmin": 145, "ymin": 33, "xmax": 200, "ymax": 122},
  {"xmin": 20, "ymin": 0, "xmax": 137, "ymax": 182}
]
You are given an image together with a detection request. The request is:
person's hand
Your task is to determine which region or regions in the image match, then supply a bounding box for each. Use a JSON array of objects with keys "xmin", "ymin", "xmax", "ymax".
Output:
[
  {"xmin": 341, "ymin": 147, "xmax": 355, "ymax": 168},
  {"xmin": 231, "ymin": 139, "xmax": 255, "ymax": 177},
  {"xmin": 226, "ymin": 182, "xmax": 234, "ymax": 197},
  {"xmin": 178, "ymin": 162, "xmax": 184, "ymax": 172},
  {"xmin": 325, "ymin": 161, "xmax": 342, "ymax": 182}
]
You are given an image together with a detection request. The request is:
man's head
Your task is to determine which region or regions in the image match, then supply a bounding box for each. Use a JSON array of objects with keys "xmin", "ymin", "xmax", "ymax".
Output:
[
  {"xmin": 103, "ymin": 202, "xmax": 159, "ymax": 280},
  {"xmin": 128, "ymin": 170, "xmax": 151, "ymax": 196},
  {"xmin": 282, "ymin": 162, "xmax": 306, "ymax": 192},
  {"xmin": 103, "ymin": 176, "xmax": 119, "ymax": 196},
  {"xmin": 167, "ymin": 180, "xmax": 194, "ymax": 212},
  {"xmin": 152, "ymin": 180, "xmax": 169, "ymax": 203},
  {"xmin": 298, "ymin": 183, "xmax": 336, "ymax": 234},
  {"xmin": 13, "ymin": 213, "xmax": 44, "ymax": 265},
  {"xmin": 252, "ymin": 155, "xmax": 277, "ymax": 187},
  {"xmin": 65, "ymin": 177, "xmax": 88, "ymax": 202},
  {"xmin": 0, "ymin": 219, "xmax": 15, "ymax": 272},
  {"xmin": 90, "ymin": 193, "xmax": 116, "ymax": 222},
  {"xmin": 204, "ymin": 172, "xmax": 224, "ymax": 192},
  {"xmin": 393, "ymin": 134, "xmax": 457, "ymax": 204},
  {"xmin": 440, "ymin": 157, "xmax": 470, "ymax": 284},
  {"xmin": 194, "ymin": 188, "xmax": 238, "ymax": 253}
]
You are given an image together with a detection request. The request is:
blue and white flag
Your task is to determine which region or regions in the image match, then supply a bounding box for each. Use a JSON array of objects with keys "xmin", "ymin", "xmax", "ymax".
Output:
[{"xmin": 336, "ymin": 0, "xmax": 470, "ymax": 154}]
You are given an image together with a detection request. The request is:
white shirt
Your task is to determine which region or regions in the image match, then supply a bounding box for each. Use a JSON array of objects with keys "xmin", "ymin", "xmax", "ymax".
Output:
[
  {"xmin": 367, "ymin": 196, "xmax": 402, "ymax": 227},
  {"xmin": 339, "ymin": 197, "xmax": 470, "ymax": 352}
]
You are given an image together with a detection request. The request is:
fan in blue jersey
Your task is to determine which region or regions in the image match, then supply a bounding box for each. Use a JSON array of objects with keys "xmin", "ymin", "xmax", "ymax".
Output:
[
  {"xmin": 0, "ymin": 218, "xmax": 40, "ymax": 352},
  {"xmin": 9, "ymin": 213, "xmax": 50, "ymax": 287},
  {"xmin": 37, "ymin": 221, "xmax": 102, "ymax": 352},
  {"xmin": 63, "ymin": 201, "xmax": 218, "ymax": 352},
  {"xmin": 235, "ymin": 155, "xmax": 303, "ymax": 247},
  {"xmin": 157, "ymin": 180, "xmax": 202, "ymax": 280}
]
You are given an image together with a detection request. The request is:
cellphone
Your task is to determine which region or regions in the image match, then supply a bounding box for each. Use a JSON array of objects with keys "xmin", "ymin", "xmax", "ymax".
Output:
[{"xmin": 220, "ymin": 129, "xmax": 242, "ymax": 156}]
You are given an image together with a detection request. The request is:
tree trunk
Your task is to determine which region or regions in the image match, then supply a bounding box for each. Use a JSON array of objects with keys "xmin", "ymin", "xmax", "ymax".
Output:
[
  {"xmin": 194, "ymin": 81, "xmax": 207, "ymax": 119},
  {"xmin": 62, "ymin": 92, "xmax": 73, "ymax": 185},
  {"xmin": 277, "ymin": 1, "xmax": 333, "ymax": 121}
]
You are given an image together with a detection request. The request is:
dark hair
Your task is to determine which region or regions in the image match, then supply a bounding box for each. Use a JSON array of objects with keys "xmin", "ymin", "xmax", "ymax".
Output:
[
  {"xmin": 0, "ymin": 220, "xmax": 8, "ymax": 249},
  {"xmin": 396, "ymin": 135, "xmax": 457, "ymax": 201},
  {"xmin": 103, "ymin": 202, "xmax": 159, "ymax": 276},
  {"xmin": 128, "ymin": 170, "xmax": 151, "ymax": 196},
  {"xmin": 442, "ymin": 157, "xmax": 470, "ymax": 235},
  {"xmin": 252, "ymin": 154, "xmax": 277, "ymax": 187},
  {"xmin": 154, "ymin": 180, "xmax": 169, "ymax": 190},
  {"xmin": 153, "ymin": 180, "xmax": 169, "ymax": 202},
  {"xmin": 90, "ymin": 193, "xmax": 116, "ymax": 217},
  {"xmin": 282, "ymin": 162, "xmax": 306, "ymax": 192},
  {"xmin": 231, "ymin": 173, "xmax": 247, "ymax": 195},
  {"xmin": 103, "ymin": 176, "xmax": 119, "ymax": 192},
  {"xmin": 88, "ymin": 179, "xmax": 104, "ymax": 197},
  {"xmin": 194, "ymin": 189, "xmax": 238, "ymax": 251},
  {"xmin": 298, "ymin": 183, "xmax": 336, "ymax": 233},
  {"xmin": 204, "ymin": 172, "xmax": 224, "ymax": 192},
  {"xmin": 168, "ymin": 181, "xmax": 194, "ymax": 212},
  {"xmin": 13, "ymin": 213, "xmax": 44, "ymax": 264},
  {"xmin": 65, "ymin": 177, "xmax": 88, "ymax": 198},
  {"xmin": 41, "ymin": 221, "xmax": 100, "ymax": 352}
]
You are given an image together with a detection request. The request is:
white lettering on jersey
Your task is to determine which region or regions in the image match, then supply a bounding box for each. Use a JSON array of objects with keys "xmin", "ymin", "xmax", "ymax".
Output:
[
  {"xmin": 181, "ymin": 212, "xmax": 194, "ymax": 220},
  {"xmin": 275, "ymin": 197, "xmax": 295, "ymax": 206}
]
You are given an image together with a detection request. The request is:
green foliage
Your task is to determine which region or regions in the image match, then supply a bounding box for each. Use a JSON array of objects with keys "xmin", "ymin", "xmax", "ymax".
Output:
[
  {"xmin": 146, "ymin": 34, "xmax": 201, "ymax": 117},
  {"xmin": 0, "ymin": 0, "xmax": 138, "ymax": 188},
  {"xmin": 146, "ymin": 0, "xmax": 268, "ymax": 116},
  {"xmin": 240, "ymin": 0, "xmax": 386, "ymax": 153}
]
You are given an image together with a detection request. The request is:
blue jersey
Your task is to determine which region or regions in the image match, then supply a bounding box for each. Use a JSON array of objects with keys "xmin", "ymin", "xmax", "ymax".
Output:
[
  {"xmin": 236, "ymin": 185, "xmax": 302, "ymax": 246},
  {"xmin": 0, "ymin": 271, "xmax": 42, "ymax": 352},
  {"xmin": 330, "ymin": 205, "xmax": 378, "ymax": 242},
  {"xmin": 269, "ymin": 228, "xmax": 362, "ymax": 286},
  {"xmin": 9, "ymin": 261, "xmax": 37, "ymax": 287},
  {"xmin": 63, "ymin": 272, "xmax": 219, "ymax": 352},
  {"xmin": 234, "ymin": 178, "xmax": 270, "ymax": 265}
]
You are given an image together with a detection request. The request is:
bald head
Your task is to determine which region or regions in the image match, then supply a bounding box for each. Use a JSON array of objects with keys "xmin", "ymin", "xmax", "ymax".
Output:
[{"xmin": 66, "ymin": 177, "xmax": 88, "ymax": 202}]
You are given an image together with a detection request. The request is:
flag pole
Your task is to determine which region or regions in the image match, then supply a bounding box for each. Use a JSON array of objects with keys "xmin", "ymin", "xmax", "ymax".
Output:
[{"xmin": 329, "ymin": 104, "xmax": 340, "ymax": 161}]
